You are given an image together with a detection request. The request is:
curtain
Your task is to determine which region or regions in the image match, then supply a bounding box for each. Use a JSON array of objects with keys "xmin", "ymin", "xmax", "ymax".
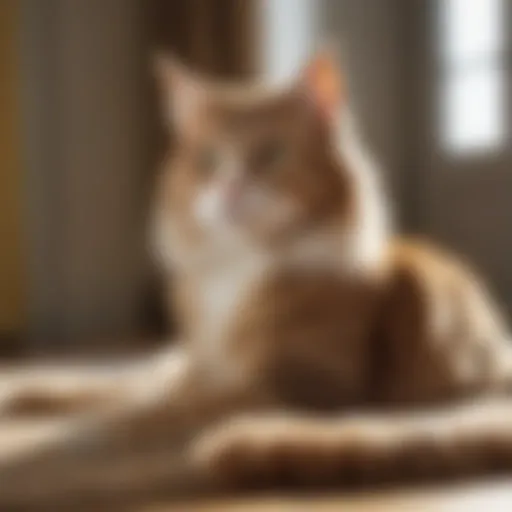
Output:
[{"xmin": 151, "ymin": 0, "xmax": 257, "ymax": 78}]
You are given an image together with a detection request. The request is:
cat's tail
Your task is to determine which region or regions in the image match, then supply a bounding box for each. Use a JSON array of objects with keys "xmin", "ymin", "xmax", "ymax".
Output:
[{"xmin": 192, "ymin": 398, "xmax": 512, "ymax": 487}]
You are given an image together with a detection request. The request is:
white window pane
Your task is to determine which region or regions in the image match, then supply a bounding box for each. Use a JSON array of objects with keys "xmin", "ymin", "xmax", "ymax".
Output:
[
  {"xmin": 441, "ymin": 67, "xmax": 505, "ymax": 154},
  {"xmin": 441, "ymin": 0, "xmax": 503, "ymax": 64},
  {"xmin": 262, "ymin": 0, "xmax": 316, "ymax": 82}
]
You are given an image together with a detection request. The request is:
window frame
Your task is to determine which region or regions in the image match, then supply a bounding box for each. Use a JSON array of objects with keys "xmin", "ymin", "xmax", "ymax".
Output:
[{"xmin": 435, "ymin": 0, "xmax": 510, "ymax": 161}]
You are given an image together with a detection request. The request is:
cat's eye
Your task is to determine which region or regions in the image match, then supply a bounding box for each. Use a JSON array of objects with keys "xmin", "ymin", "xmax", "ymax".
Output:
[
  {"xmin": 196, "ymin": 145, "xmax": 220, "ymax": 176},
  {"xmin": 252, "ymin": 140, "xmax": 287, "ymax": 171}
]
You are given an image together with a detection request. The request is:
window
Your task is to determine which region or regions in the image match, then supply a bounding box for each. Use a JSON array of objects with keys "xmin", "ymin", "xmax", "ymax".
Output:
[
  {"xmin": 438, "ymin": 0, "xmax": 505, "ymax": 155},
  {"xmin": 261, "ymin": 0, "xmax": 316, "ymax": 82}
]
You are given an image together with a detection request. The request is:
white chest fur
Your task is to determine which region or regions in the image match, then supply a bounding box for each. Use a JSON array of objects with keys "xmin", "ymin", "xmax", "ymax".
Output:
[{"xmin": 196, "ymin": 253, "xmax": 271, "ymax": 359}]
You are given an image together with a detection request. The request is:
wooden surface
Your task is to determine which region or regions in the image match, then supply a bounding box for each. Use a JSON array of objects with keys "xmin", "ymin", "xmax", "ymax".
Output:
[
  {"xmin": 1, "ymin": 419, "xmax": 512, "ymax": 511},
  {"xmin": 157, "ymin": 481, "xmax": 512, "ymax": 511}
]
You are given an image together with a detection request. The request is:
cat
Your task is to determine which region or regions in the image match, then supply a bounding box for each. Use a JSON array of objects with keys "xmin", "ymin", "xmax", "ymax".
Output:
[{"xmin": 1, "ymin": 50, "xmax": 512, "ymax": 507}]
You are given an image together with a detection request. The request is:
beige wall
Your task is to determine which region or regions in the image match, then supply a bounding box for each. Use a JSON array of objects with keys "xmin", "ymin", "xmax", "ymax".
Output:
[{"xmin": 0, "ymin": 0, "xmax": 24, "ymax": 333}]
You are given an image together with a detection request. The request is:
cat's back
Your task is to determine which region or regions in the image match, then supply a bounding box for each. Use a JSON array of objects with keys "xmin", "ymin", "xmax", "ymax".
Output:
[{"xmin": 376, "ymin": 237, "xmax": 511, "ymax": 403}]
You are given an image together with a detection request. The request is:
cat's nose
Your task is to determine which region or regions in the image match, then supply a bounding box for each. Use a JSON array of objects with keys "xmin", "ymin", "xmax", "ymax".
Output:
[
  {"xmin": 226, "ymin": 176, "xmax": 244, "ymax": 198},
  {"xmin": 224, "ymin": 177, "xmax": 246, "ymax": 219}
]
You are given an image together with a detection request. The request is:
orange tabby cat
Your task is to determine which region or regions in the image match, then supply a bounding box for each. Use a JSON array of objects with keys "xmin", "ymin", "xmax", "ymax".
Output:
[{"xmin": 1, "ymin": 51, "xmax": 512, "ymax": 506}]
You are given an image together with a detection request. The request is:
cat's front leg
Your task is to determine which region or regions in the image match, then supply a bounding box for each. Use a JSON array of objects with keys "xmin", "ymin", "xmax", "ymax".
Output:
[
  {"xmin": 0, "ymin": 343, "xmax": 184, "ymax": 418},
  {"xmin": 0, "ymin": 365, "xmax": 130, "ymax": 418}
]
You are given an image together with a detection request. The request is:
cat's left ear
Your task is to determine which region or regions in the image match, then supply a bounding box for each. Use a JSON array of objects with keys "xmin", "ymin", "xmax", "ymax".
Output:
[
  {"xmin": 298, "ymin": 47, "xmax": 346, "ymax": 121},
  {"xmin": 152, "ymin": 52, "xmax": 207, "ymax": 132}
]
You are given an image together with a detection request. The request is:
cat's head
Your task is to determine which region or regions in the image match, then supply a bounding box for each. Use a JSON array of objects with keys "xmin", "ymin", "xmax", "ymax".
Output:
[{"xmin": 153, "ymin": 51, "xmax": 376, "ymax": 266}]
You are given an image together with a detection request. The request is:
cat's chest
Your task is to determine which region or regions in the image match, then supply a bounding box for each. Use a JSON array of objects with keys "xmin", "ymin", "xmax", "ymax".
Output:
[
  {"xmin": 190, "ymin": 229, "xmax": 370, "ymax": 347},
  {"xmin": 195, "ymin": 255, "xmax": 271, "ymax": 349}
]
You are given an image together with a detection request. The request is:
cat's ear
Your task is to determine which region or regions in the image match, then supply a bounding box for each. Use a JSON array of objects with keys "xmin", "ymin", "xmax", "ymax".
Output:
[
  {"xmin": 152, "ymin": 53, "xmax": 206, "ymax": 132},
  {"xmin": 298, "ymin": 47, "xmax": 346, "ymax": 121}
]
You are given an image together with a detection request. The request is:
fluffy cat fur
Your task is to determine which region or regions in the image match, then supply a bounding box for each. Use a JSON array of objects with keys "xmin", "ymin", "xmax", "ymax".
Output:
[{"xmin": 1, "ymin": 51, "xmax": 512, "ymax": 507}]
